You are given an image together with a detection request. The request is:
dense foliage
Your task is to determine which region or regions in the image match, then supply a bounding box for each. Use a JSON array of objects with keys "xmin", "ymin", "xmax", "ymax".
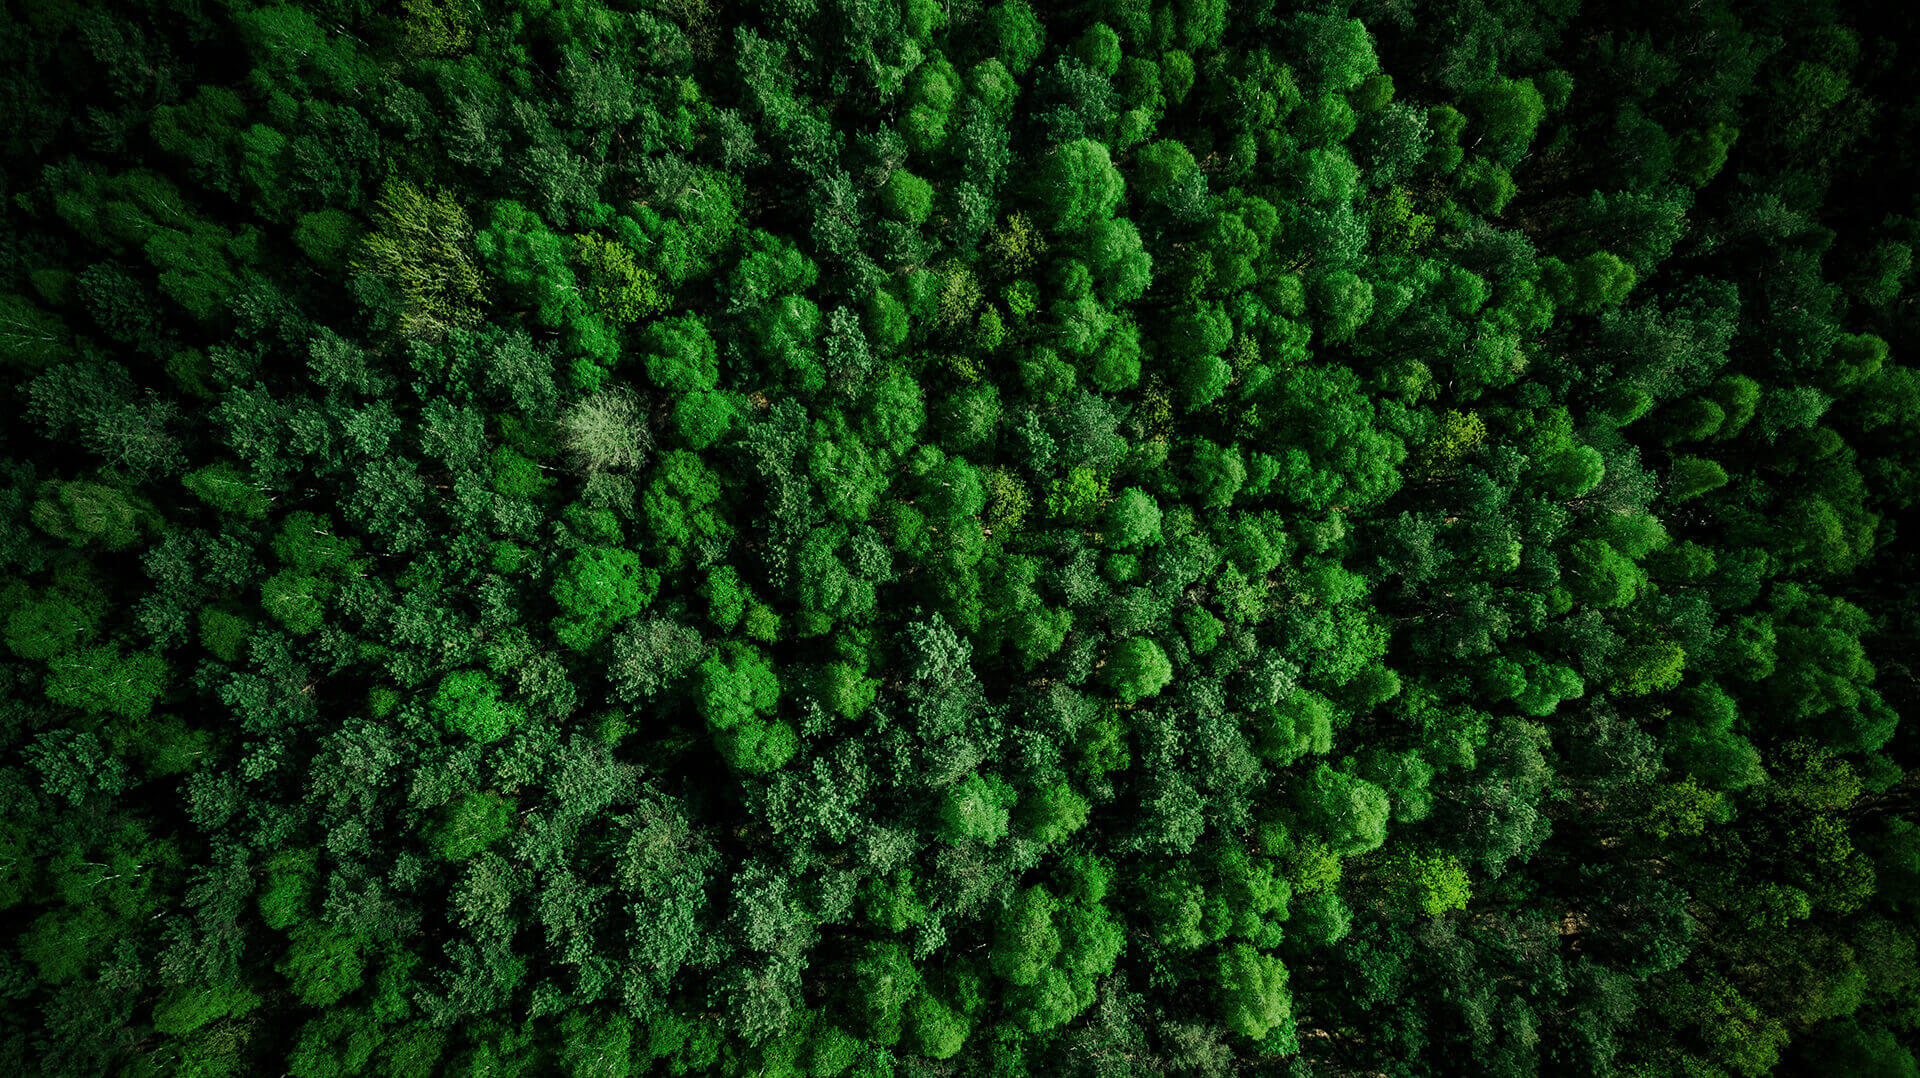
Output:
[{"xmin": 3, "ymin": 0, "xmax": 1918, "ymax": 1075}]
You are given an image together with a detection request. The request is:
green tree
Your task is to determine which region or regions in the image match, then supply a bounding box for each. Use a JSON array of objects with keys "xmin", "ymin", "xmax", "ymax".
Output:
[
  {"xmin": 431, "ymin": 670, "xmax": 523, "ymax": 743},
  {"xmin": 3, "ymin": 566, "xmax": 107, "ymax": 662},
  {"xmin": 693, "ymin": 644, "xmax": 792, "ymax": 773},
  {"xmin": 1295, "ymin": 764, "xmax": 1389, "ymax": 856},
  {"xmin": 152, "ymin": 983, "xmax": 261, "ymax": 1035},
  {"xmin": 940, "ymin": 772, "xmax": 1016, "ymax": 844},
  {"xmin": 1670, "ymin": 455, "xmax": 1729, "ymax": 500},
  {"xmin": 1545, "ymin": 251, "xmax": 1637, "ymax": 313},
  {"xmin": 641, "ymin": 315, "xmax": 720, "ymax": 393},
  {"xmin": 553, "ymin": 546, "xmax": 659, "ymax": 651},
  {"xmin": 1187, "ymin": 441, "xmax": 1247, "ymax": 509},
  {"xmin": 640, "ymin": 451, "xmax": 729, "ymax": 564},
  {"xmin": 573, "ymin": 232, "xmax": 662, "ymax": 324},
  {"xmin": 278, "ymin": 924, "xmax": 368, "ymax": 1007},
  {"xmin": 1103, "ymin": 488, "xmax": 1162, "ymax": 548},
  {"xmin": 1032, "ymin": 139, "xmax": 1125, "ymax": 233},
  {"xmin": 183, "ymin": 460, "xmax": 271, "ymax": 519},
  {"xmin": 881, "ymin": 170, "xmax": 935, "ymax": 227},
  {"xmin": 984, "ymin": 0, "xmax": 1045, "ymax": 74},
  {"xmin": 260, "ymin": 569, "xmax": 328, "ymax": 635},
  {"xmin": 1103, "ymin": 637, "xmax": 1172, "ymax": 703},
  {"xmin": 1215, "ymin": 943, "xmax": 1294, "ymax": 1044},
  {"xmin": 425, "ymin": 790, "xmax": 513, "ymax": 861},
  {"xmin": 31, "ymin": 479, "xmax": 159, "ymax": 551},
  {"xmin": 357, "ymin": 180, "xmax": 485, "ymax": 339},
  {"xmin": 44, "ymin": 645, "xmax": 167, "ymax": 720},
  {"xmin": 1468, "ymin": 76, "xmax": 1545, "ymax": 155},
  {"xmin": 1382, "ymin": 847, "xmax": 1471, "ymax": 916}
]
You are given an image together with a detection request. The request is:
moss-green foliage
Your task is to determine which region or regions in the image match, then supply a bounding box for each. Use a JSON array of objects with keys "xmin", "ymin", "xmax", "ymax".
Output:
[
  {"xmin": 355, "ymin": 180, "xmax": 485, "ymax": 339},
  {"xmin": 880, "ymin": 170, "xmax": 935, "ymax": 227},
  {"xmin": 183, "ymin": 460, "xmax": 271, "ymax": 519},
  {"xmin": 257, "ymin": 849, "xmax": 320, "ymax": 931},
  {"xmin": 938, "ymin": 772, "xmax": 1016, "ymax": 844},
  {"xmin": 3, "ymin": 2, "xmax": 1917, "ymax": 1076},
  {"xmin": 277, "ymin": 924, "xmax": 367, "ymax": 1007},
  {"xmin": 551, "ymin": 545, "xmax": 659, "ymax": 651},
  {"xmin": 43, "ymin": 644, "xmax": 168, "ymax": 720},
  {"xmin": 1215, "ymin": 942, "xmax": 1294, "ymax": 1044},
  {"xmin": 423, "ymin": 790, "xmax": 513, "ymax": 861},
  {"xmin": 153, "ymin": 983, "xmax": 261, "ymax": 1035},
  {"xmin": 693, "ymin": 643, "xmax": 792, "ymax": 773},
  {"xmin": 1102, "ymin": 636, "xmax": 1172, "ymax": 703},
  {"xmin": 1384, "ymin": 847, "xmax": 1473, "ymax": 917},
  {"xmin": 430, "ymin": 669, "xmax": 523, "ymax": 743},
  {"xmin": 489, "ymin": 446, "xmax": 552, "ymax": 499},
  {"xmin": 1032, "ymin": 139, "xmax": 1124, "ymax": 232},
  {"xmin": 3, "ymin": 563, "xmax": 108, "ymax": 661},
  {"xmin": 31, "ymin": 479, "xmax": 159, "ymax": 550}
]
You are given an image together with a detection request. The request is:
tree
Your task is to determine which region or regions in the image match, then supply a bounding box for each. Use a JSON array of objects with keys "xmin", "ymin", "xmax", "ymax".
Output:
[
  {"xmin": 992, "ymin": 885, "xmax": 1062, "ymax": 985},
  {"xmin": 431, "ymin": 670, "xmax": 523, "ymax": 743},
  {"xmin": 1186, "ymin": 441, "xmax": 1247, "ymax": 509},
  {"xmin": 1677, "ymin": 121, "xmax": 1740, "ymax": 186},
  {"xmin": 260, "ymin": 569, "xmax": 328, "ymax": 635},
  {"xmin": 0, "ymin": 294, "xmax": 77, "ymax": 370},
  {"xmin": 1382, "ymin": 847, "xmax": 1471, "ymax": 916},
  {"xmin": 906, "ymin": 992, "xmax": 971, "ymax": 1059},
  {"xmin": 900, "ymin": 54, "xmax": 961, "ymax": 154},
  {"xmin": 814, "ymin": 661, "xmax": 879, "ymax": 720},
  {"xmin": 1537, "ymin": 445, "xmax": 1605, "ymax": 498},
  {"xmin": 552, "ymin": 546, "xmax": 659, "ymax": 651},
  {"xmin": 881, "ymin": 170, "xmax": 935, "ymax": 227},
  {"xmin": 1670, "ymin": 455, "xmax": 1729, "ymax": 500},
  {"xmin": 1291, "ymin": 14, "xmax": 1379, "ymax": 93},
  {"xmin": 425, "ymin": 790, "xmax": 513, "ymax": 861},
  {"xmin": 152, "ymin": 983, "xmax": 261, "ymax": 1036},
  {"xmin": 44, "ymin": 645, "xmax": 167, "ymax": 720},
  {"xmin": 694, "ymin": 645, "xmax": 792, "ymax": 774},
  {"xmin": 31, "ymin": 479, "xmax": 159, "ymax": 551},
  {"xmin": 1133, "ymin": 139, "xmax": 1206, "ymax": 221},
  {"xmin": 861, "ymin": 369, "xmax": 927, "ymax": 456},
  {"xmin": 640, "ymin": 451, "xmax": 728, "ymax": 564},
  {"xmin": 1460, "ymin": 157, "xmax": 1517, "ymax": 215},
  {"xmin": 1295, "ymin": 764, "xmax": 1389, "ymax": 856},
  {"xmin": 1085, "ymin": 218, "xmax": 1153, "ymax": 305},
  {"xmin": 183, "ymin": 460, "xmax": 271, "ymax": 519},
  {"xmin": 356, "ymin": 180, "xmax": 485, "ymax": 339},
  {"xmin": 1313, "ymin": 270, "xmax": 1375, "ymax": 343},
  {"xmin": 558, "ymin": 1010, "xmax": 633, "ymax": 1078},
  {"xmin": 1545, "ymin": 252, "xmax": 1637, "ymax": 314},
  {"xmin": 573, "ymin": 232, "xmax": 662, "ymax": 324},
  {"xmin": 19, "ymin": 906, "xmax": 115, "ymax": 984},
  {"xmin": 1565, "ymin": 539, "xmax": 1643, "ymax": 608},
  {"xmin": 640, "ymin": 315, "xmax": 720, "ymax": 393},
  {"xmin": 940, "ymin": 773, "xmax": 1016, "ymax": 844},
  {"xmin": 1293, "ymin": 891, "xmax": 1351, "ymax": 945},
  {"xmin": 278, "ymin": 924, "xmax": 368, "ymax": 1007},
  {"xmin": 1103, "ymin": 488, "xmax": 1162, "ymax": 548},
  {"xmin": 1032, "ymin": 139, "xmax": 1124, "ymax": 233},
  {"xmin": 3, "ymin": 565, "xmax": 107, "ymax": 662},
  {"xmin": 560, "ymin": 390, "xmax": 651, "ymax": 473},
  {"xmin": 1103, "ymin": 637, "xmax": 1172, "ymax": 703},
  {"xmin": 1215, "ymin": 943, "xmax": 1293, "ymax": 1044},
  {"xmin": 1467, "ymin": 76, "xmax": 1545, "ymax": 156},
  {"xmin": 849, "ymin": 942, "xmax": 921, "ymax": 1046},
  {"xmin": 983, "ymin": 0, "xmax": 1045, "ymax": 74},
  {"xmin": 936, "ymin": 383, "xmax": 1002, "ymax": 455}
]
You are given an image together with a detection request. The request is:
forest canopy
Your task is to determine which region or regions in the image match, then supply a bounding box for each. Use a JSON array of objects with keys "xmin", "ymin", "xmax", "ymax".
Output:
[{"xmin": 2, "ymin": 0, "xmax": 1919, "ymax": 1076}]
